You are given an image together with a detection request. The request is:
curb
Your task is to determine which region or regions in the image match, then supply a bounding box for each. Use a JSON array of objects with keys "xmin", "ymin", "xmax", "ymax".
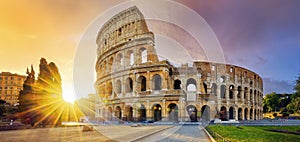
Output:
[
  {"xmin": 128, "ymin": 126, "xmax": 174, "ymax": 142},
  {"xmin": 201, "ymin": 126, "xmax": 216, "ymax": 142}
]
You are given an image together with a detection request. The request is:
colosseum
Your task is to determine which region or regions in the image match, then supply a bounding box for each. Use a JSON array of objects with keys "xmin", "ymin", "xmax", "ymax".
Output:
[{"xmin": 95, "ymin": 6, "xmax": 263, "ymax": 123}]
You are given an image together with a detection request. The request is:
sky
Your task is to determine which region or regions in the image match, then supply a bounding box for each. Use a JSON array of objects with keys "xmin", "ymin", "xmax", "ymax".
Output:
[{"xmin": 0, "ymin": 0, "xmax": 299, "ymax": 101}]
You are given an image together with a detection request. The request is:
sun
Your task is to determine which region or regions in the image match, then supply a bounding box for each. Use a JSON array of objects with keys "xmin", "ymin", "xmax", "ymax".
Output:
[{"xmin": 62, "ymin": 89, "xmax": 76, "ymax": 103}]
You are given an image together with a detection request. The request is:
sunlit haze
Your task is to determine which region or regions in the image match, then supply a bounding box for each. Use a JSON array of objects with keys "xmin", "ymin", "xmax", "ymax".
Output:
[{"xmin": 1, "ymin": 0, "xmax": 300, "ymax": 101}]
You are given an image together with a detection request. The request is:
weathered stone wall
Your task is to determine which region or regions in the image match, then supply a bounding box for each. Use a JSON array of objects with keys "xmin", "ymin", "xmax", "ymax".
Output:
[{"xmin": 95, "ymin": 6, "xmax": 263, "ymax": 122}]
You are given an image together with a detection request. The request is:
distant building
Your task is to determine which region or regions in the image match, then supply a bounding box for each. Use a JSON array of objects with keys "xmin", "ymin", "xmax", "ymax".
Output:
[{"xmin": 0, "ymin": 72, "xmax": 26, "ymax": 106}]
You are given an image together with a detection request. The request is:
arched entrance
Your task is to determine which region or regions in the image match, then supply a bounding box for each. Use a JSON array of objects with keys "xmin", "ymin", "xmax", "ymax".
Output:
[
  {"xmin": 219, "ymin": 106, "xmax": 227, "ymax": 121},
  {"xmin": 115, "ymin": 106, "xmax": 122, "ymax": 120},
  {"xmin": 125, "ymin": 106, "xmax": 133, "ymax": 121},
  {"xmin": 250, "ymin": 108, "xmax": 253, "ymax": 120},
  {"xmin": 152, "ymin": 104, "xmax": 162, "ymax": 121},
  {"xmin": 229, "ymin": 107, "xmax": 235, "ymax": 120},
  {"xmin": 187, "ymin": 105, "xmax": 198, "ymax": 122},
  {"xmin": 108, "ymin": 107, "xmax": 113, "ymax": 121},
  {"xmin": 167, "ymin": 103, "xmax": 178, "ymax": 122},
  {"xmin": 238, "ymin": 108, "xmax": 243, "ymax": 120},
  {"xmin": 138, "ymin": 104, "xmax": 146, "ymax": 121},
  {"xmin": 244, "ymin": 108, "xmax": 248, "ymax": 120},
  {"xmin": 201, "ymin": 105, "xmax": 210, "ymax": 121}
]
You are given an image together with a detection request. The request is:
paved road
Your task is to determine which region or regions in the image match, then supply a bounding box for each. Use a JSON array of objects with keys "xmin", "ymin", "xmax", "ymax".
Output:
[{"xmin": 135, "ymin": 125, "xmax": 211, "ymax": 142}]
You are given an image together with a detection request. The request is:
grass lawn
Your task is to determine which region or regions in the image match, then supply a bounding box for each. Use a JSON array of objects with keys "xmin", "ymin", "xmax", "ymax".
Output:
[{"xmin": 207, "ymin": 125, "xmax": 300, "ymax": 142}]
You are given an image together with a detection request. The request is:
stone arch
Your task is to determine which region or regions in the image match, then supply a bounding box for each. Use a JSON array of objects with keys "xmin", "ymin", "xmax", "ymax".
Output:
[
  {"xmin": 186, "ymin": 78, "xmax": 197, "ymax": 91},
  {"xmin": 138, "ymin": 104, "xmax": 146, "ymax": 121},
  {"xmin": 137, "ymin": 76, "xmax": 147, "ymax": 92},
  {"xmin": 152, "ymin": 74, "xmax": 162, "ymax": 90},
  {"xmin": 174, "ymin": 79, "xmax": 181, "ymax": 89},
  {"xmin": 244, "ymin": 87, "xmax": 248, "ymax": 100},
  {"xmin": 254, "ymin": 90, "xmax": 257, "ymax": 103},
  {"xmin": 254, "ymin": 109, "xmax": 257, "ymax": 120},
  {"xmin": 126, "ymin": 50, "xmax": 134, "ymax": 65},
  {"xmin": 107, "ymin": 82, "xmax": 113, "ymax": 98},
  {"xmin": 115, "ymin": 106, "xmax": 122, "ymax": 120},
  {"xmin": 244, "ymin": 108, "xmax": 248, "ymax": 120},
  {"xmin": 125, "ymin": 105, "xmax": 133, "ymax": 121},
  {"xmin": 220, "ymin": 75, "xmax": 226, "ymax": 83},
  {"xmin": 229, "ymin": 107, "xmax": 235, "ymax": 120},
  {"xmin": 203, "ymin": 83, "xmax": 208, "ymax": 94},
  {"xmin": 237, "ymin": 86, "xmax": 242, "ymax": 99},
  {"xmin": 108, "ymin": 57, "xmax": 114, "ymax": 73},
  {"xmin": 220, "ymin": 85, "xmax": 226, "ymax": 98},
  {"xmin": 187, "ymin": 105, "xmax": 198, "ymax": 122},
  {"xmin": 140, "ymin": 47, "xmax": 147, "ymax": 63},
  {"xmin": 229, "ymin": 85, "xmax": 235, "ymax": 99},
  {"xmin": 152, "ymin": 104, "xmax": 162, "ymax": 121},
  {"xmin": 108, "ymin": 107, "xmax": 113, "ymax": 121},
  {"xmin": 167, "ymin": 103, "xmax": 178, "ymax": 122},
  {"xmin": 250, "ymin": 108, "xmax": 253, "ymax": 120},
  {"xmin": 201, "ymin": 105, "xmax": 210, "ymax": 121},
  {"xmin": 115, "ymin": 80, "xmax": 122, "ymax": 94},
  {"xmin": 238, "ymin": 108, "xmax": 243, "ymax": 120},
  {"xmin": 211, "ymin": 83, "xmax": 217, "ymax": 95},
  {"xmin": 220, "ymin": 106, "xmax": 227, "ymax": 121},
  {"xmin": 125, "ymin": 77, "xmax": 133, "ymax": 93},
  {"xmin": 250, "ymin": 89, "xmax": 253, "ymax": 101},
  {"xmin": 116, "ymin": 53, "xmax": 123, "ymax": 66}
]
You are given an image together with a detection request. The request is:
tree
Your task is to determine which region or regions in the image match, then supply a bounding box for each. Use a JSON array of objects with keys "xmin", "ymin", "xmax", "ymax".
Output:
[
  {"xmin": 294, "ymin": 75, "xmax": 300, "ymax": 93},
  {"xmin": 263, "ymin": 92, "xmax": 280, "ymax": 112},
  {"xmin": 19, "ymin": 58, "xmax": 63, "ymax": 126},
  {"xmin": 18, "ymin": 65, "xmax": 36, "ymax": 125},
  {"xmin": 287, "ymin": 97, "xmax": 300, "ymax": 114}
]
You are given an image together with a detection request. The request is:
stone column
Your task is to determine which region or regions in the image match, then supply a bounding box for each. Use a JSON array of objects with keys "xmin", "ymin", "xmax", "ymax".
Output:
[
  {"xmin": 147, "ymin": 71, "xmax": 151, "ymax": 91},
  {"xmin": 162, "ymin": 99, "xmax": 166, "ymax": 121}
]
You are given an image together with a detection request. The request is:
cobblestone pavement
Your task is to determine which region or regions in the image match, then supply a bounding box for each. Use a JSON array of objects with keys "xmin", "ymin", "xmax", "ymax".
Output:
[{"xmin": 136, "ymin": 125, "xmax": 211, "ymax": 142}]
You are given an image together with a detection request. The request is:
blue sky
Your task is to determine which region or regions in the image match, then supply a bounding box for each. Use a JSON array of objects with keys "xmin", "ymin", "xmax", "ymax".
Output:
[{"xmin": 179, "ymin": 0, "xmax": 300, "ymax": 94}]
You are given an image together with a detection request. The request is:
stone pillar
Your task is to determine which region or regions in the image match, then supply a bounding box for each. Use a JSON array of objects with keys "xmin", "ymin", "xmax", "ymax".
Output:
[
  {"xmin": 146, "ymin": 101, "xmax": 151, "ymax": 120},
  {"xmin": 147, "ymin": 71, "xmax": 151, "ymax": 91},
  {"xmin": 162, "ymin": 99, "xmax": 166, "ymax": 120},
  {"xmin": 235, "ymin": 109, "xmax": 238, "ymax": 120},
  {"xmin": 162, "ymin": 71, "xmax": 168, "ymax": 90}
]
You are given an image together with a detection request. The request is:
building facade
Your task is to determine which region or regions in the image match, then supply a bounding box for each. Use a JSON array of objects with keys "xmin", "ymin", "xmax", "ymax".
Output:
[
  {"xmin": 95, "ymin": 6, "xmax": 263, "ymax": 122},
  {"xmin": 0, "ymin": 72, "xmax": 26, "ymax": 106}
]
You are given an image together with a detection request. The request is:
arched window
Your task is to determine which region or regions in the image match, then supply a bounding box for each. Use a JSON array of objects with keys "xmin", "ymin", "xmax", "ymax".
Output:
[
  {"xmin": 138, "ymin": 76, "xmax": 147, "ymax": 92},
  {"xmin": 220, "ymin": 85, "xmax": 226, "ymax": 98},
  {"xmin": 211, "ymin": 83, "xmax": 217, "ymax": 95},
  {"xmin": 174, "ymin": 79, "xmax": 181, "ymax": 89},
  {"xmin": 220, "ymin": 76, "xmax": 226, "ymax": 83},
  {"xmin": 125, "ymin": 77, "xmax": 133, "ymax": 93},
  {"xmin": 116, "ymin": 53, "xmax": 123, "ymax": 66},
  {"xmin": 237, "ymin": 86, "xmax": 242, "ymax": 98},
  {"xmin": 244, "ymin": 87, "xmax": 248, "ymax": 100},
  {"xmin": 153, "ymin": 74, "xmax": 162, "ymax": 90},
  {"xmin": 203, "ymin": 83, "xmax": 207, "ymax": 94},
  {"xmin": 126, "ymin": 50, "xmax": 134, "ymax": 66},
  {"xmin": 140, "ymin": 48, "xmax": 147, "ymax": 63},
  {"xmin": 130, "ymin": 52, "xmax": 134, "ymax": 65},
  {"xmin": 115, "ymin": 80, "xmax": 122, "ymax": 94},
  {"xmin": 186, "ymin": 78, "xmax": 197, "ymax": 92},
  {"xmin": 229, "ymin": 85, "xmax": 234, "ymax": 99}
]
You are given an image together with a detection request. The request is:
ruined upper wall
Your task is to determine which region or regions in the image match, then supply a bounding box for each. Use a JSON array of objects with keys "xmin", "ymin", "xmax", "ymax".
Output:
[{"xmin": 96, "ymin": 6, "xmax": 151, "ymax": 56}]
